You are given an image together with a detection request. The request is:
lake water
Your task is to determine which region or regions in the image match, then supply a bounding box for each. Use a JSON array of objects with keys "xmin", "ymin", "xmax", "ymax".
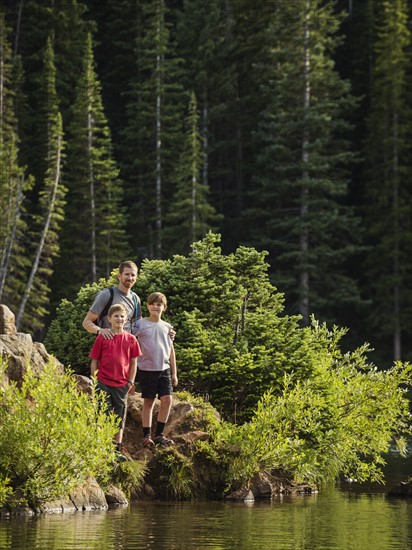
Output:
[{"xmin": 0, "ymin": 453, "xmax": 411, "ymax": 550}]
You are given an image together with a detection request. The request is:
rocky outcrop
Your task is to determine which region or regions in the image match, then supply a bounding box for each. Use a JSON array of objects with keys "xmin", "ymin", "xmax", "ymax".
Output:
[{"xmin": 0, "ymin": 305, "xmax": 64, "ymax": 386}]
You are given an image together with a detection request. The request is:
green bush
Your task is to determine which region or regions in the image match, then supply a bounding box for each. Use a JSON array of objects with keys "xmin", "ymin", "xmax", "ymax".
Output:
[
  {"xmin": 0, "ymin": 358, "xmax": 119, "ymax": 506},
  {"xmin": 204, "ymin": 323, "xmax": 412, "ymax": 489},
  {"xmin": 45, "ymin": 233, "xmax": 320, "ymax": 420}
]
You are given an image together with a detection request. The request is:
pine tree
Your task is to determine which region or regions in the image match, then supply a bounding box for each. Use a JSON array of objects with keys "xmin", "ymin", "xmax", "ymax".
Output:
[
  {"xmin": 0, "ymin": 10, "xmax": 33, "ymax": 308},
  {"xmin": 363, "ymin": 0, "xmax": 412, "ymax": 361},
  {"xmin": 121, "ymin": 0, "xmax": 186, "ymax": 259},
  {"xmin": 16, "ymin": 38, "xmax": 66, "ymax": 333},
  {"xmin": 10, "ymin": 0, "xmax": 90, "ymax": 177},
  {"xmin": 164, "ymin": 92, "xmax": 220, "ymax": 254},
  {"xmin": 249, "ymin": 0, "xmax": 361, "ymax": 325},
  {"xmin": 176, "ymin": 0, "xmax": 258, "ymax": 250},
  {"xmin": 54, "ymin": 33, "xmax": 128, "ymax": 302}
]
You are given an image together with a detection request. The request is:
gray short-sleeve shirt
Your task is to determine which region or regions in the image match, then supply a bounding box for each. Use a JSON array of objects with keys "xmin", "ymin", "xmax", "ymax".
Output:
[
  {"xmin": 135, "ymin": 318, "xmax": 172, "ymax": 372},
  {"xmin": 89, "ymin": 286, "xmax": 141, "ymax": 332}
]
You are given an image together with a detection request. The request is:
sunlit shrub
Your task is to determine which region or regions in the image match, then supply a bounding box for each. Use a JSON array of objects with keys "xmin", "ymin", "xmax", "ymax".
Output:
[{"xmin": 0, "ymin": 358, "xmax": 119, "ymax": 506}]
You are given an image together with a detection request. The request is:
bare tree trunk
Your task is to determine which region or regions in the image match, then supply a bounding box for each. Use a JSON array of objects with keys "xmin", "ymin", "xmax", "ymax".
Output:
[
  {"xmin": 155, "ymin": 85, "xmax": 162, "ymax": 258},
  {"xmin": 392, "ymin": 108, "xmax": 401, "ymax": 360},
  {"xmin": 16, "ymin": 134, "xmax": 63, "ymax": 328},
  {"xmin": 13, "ymin": 0, "xmax": 24, "ymax": 59},
  {"xmin": 0, "ymin": 174, "xmax": 25, "ymax": 300},
  {"xmin": 88, "ymin": 109, "xmax": 97, "ymax": 281},
  {"xmin": 191, "ymin": 164, "xmax": 197, "ymax": 245},
  {"xmin": 202, "ymin": 86, "xmax": 208, "ymax": 189}
]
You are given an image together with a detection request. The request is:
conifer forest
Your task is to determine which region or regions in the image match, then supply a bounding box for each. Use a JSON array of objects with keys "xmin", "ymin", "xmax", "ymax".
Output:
[{"xmin": 1, "ymin": 1, "xmax": 411, "ymax": 366}]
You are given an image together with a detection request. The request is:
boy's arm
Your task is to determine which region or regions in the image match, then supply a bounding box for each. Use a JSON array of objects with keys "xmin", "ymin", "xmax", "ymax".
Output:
[
  {"xmin": 90, "ymin": 358, "xmax": 99, "ymax": 378},
  {"xmin": 128, "ymin": 357, "xmax": 137, "ymax": 394},
  {"xmin": 170, "ymin": 344, "xmax": 178, "ymax": 387}
]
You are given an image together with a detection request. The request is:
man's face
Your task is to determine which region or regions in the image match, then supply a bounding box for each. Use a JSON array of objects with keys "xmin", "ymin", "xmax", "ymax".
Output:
[{"xmin": 118, "ymin": 267, "xmax": 137, "ymax": 289}]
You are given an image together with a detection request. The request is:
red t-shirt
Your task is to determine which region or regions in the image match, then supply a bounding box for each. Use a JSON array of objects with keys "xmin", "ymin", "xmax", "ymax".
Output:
[{"xmin": 89, "ymin": 332, "xmax": 142, "ymax": 387}]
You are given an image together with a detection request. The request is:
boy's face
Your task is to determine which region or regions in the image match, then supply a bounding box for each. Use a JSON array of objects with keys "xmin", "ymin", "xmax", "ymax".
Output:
[
  {"xmin": 108, "ymin": 310, "xmax": 127, "ymax": 329},
  {"xmin": 147, "ymin": 301, "xmax": 165, "ymax": 315}
]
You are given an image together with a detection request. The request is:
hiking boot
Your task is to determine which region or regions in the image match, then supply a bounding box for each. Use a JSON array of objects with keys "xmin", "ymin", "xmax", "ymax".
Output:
[
  {"xmin": 115, "ymin": 449, "xmax": 129, "ymax": 462},
  {"xmin": 143, "ymin": 435, "xmax": 154, "ymax": 447},
  {"xmin": 153, "ymin": 433, "xmax": 174, "ymax": 447}
]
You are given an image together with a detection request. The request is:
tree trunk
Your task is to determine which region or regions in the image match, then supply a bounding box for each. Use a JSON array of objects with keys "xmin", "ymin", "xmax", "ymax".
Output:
[
  {"xmin": 0, "ymin": 175, "xmax": 24, "ymax": 300},
  {"xmin": 392, "ymin": 108, "xmax": 401, "ymax": 360},
  {"xmin": 88, "ymin": 109, "xmax": 97, "ymax": 281},
  {"xmin": 16, "ymin": 133, "xmax": 63, "ymax": 328}
]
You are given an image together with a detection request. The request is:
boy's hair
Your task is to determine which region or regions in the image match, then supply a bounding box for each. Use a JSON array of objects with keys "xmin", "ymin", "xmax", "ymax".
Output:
[
  {"xmin": 108, "ymin": 303, "xmax": 127, "ymax": 317},
  {"xmin": 147, "ymin": 292, "xmax": 168, "ymax": 310},
  {"xmin": 118, "ymin": 260, "xmax": 138, "ymax": 274}
]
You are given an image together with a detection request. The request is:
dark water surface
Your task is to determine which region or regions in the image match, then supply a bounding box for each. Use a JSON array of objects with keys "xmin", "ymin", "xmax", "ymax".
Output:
[{"xmin": 1, "ymin": 453, "xmax": 411, "ymax": 550}]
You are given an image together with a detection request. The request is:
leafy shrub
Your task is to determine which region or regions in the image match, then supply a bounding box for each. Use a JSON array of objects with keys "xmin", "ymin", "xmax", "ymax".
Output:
[
  {"xmin": 45, "ymin": 233, "xmax": 320, "ymax": 420},
  {"xmin": 0, "ymin": 475, "xmax": 12, "ymax": 507},
  {"xmin": 204, "ymin": 323, "xmax": 412, "ymax": 489},
  {"xmin": 0, "ymin": 358, "xmax": 119, "ymax": 506}
]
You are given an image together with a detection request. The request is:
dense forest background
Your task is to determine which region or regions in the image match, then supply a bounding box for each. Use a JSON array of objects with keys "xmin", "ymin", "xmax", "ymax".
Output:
[{"xmin": 0, "ymin": 0, "xmax": 411, "ymax": 367}]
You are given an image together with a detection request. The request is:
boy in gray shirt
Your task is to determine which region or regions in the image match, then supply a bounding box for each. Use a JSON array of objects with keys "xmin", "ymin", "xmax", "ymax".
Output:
[{"xmin": 134, "ymin": 292, "xmax": 178, "ymax": 447}]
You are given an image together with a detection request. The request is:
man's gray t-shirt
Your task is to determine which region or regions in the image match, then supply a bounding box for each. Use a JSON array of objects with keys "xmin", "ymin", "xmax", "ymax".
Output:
[
  {"xmin": 135, "ymin": 318, "xmax": 172, "ymax": 372},
  {"xmin": 89, "ymin": 287, "xmax": 141, "ymax": 332}
]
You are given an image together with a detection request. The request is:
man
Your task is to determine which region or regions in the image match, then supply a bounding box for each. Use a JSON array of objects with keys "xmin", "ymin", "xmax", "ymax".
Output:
[{"xmin": 82, "ymin": 260, "xmax": 140, "ymax": 339}]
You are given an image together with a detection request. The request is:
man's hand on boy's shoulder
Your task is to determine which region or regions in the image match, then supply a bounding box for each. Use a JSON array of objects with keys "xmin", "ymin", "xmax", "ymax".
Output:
[
  {"xmin": 98, "ymin": 327, "xmax": 114, "ymax": 339},
  {"xmin": 169, "ymin": 326, "xmax": 176, "ymax": 340}
]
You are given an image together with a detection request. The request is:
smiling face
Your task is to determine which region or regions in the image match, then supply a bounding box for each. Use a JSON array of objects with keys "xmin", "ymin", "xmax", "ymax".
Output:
[
  {"xmin": 117, "ymin": 267, "xmax": 137, "ymax": 292},
  {"xmin": 108, "ymin": 309, "xmax": 127, "ymax": 332}
]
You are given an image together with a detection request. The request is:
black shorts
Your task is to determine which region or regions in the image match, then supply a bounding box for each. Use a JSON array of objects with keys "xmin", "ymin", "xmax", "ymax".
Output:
[
  {"xmin": 138, "ymin": 368, "xmax": 173, "ymax": 398},
  {"xmin": 97, "ymin": 380, "xmax": 129, "ymax": 429}
]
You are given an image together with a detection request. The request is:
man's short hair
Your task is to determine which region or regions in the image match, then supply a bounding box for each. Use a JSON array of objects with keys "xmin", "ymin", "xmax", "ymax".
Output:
[{"xmin": 118, "ymin": 260, "xmax": 138, "ymax": 274}]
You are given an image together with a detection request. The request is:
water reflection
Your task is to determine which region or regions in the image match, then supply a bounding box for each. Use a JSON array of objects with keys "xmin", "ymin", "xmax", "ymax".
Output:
[
  {"xmin": 0, "ymin": 452, "xmax": 411, "ymax": 550},
  {"xmin": 0, "ymin": 491, "xmax": 411, "ymax": 550}
]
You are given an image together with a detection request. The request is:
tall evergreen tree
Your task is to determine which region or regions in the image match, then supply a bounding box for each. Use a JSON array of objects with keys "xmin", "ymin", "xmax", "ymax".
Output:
[
  {"xmin": 121, "ymin": 0, "xmax": 186, "ymax": 259},
  {"xmin": 16, "ymin": 38, "xmax": 66, "ymax": 333},
  {"xmin": 9, "ymin": 0, "xmax": 91, "ymax": 178},
  {"xmin": 54, "ymin": 33, "xmax": 128, "ymax": 303},
  {"xmin": 248, "ymin": 0, "xmax": 361, "ymax": 325},
  {"xmin": 363, "ymin": 0, "xmax": 412, "ymax": 361},
  {"xmin": 164, "ymin": 92, "xmax": 220, "ymax": 254},
  {"xmin": 0, "ymin": 11, "xmax": 33, "ymax": 308}
]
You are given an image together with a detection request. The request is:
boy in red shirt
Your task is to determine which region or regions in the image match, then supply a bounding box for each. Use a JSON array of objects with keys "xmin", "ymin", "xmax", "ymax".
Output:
[{"xmin": 89, "ymin": 303, "xmax": 142, "ymax": 460}]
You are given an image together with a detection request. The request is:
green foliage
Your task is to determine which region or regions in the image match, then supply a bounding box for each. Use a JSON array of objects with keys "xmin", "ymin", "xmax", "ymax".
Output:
[
  {"xmin": 164, "ymin": 91, "xmax": 221, "ymax": 255},
  {"xmin": 157, "ymin": 449, "xmax": 195, "ymax": 500},
  {"xmin": 16, "ymin": 38, "xmax": 67, "ymax": 333},
  {"xmin": 55, "ymin": 32, "xmax": 128, "ymax": 302},
  {"xmin": 0, "ymin": 357, "xmax": 119, "ymax": 506},
  {"xmin": 121, "ymin": 0, "xmax": 187, "ymax": 258},
  {"xmin": 248, "ymin": 0, "xmax": 362, "ymax": 325},
  {"xmin": 203, "ymin": 324, "xmax": 412, "ymax": 489},
  {"xmin": 109, "ymin": 460, "xmax": 148, "ymax": 499},
  {"xmin": 0, "ymin": 12, "xmax": 34, "ymax": 309},
  {"xmin": 0, "ymin": 475, "xmax": 12, "ymax": 507},
  {"xmin": 362, "ymin": 0, "xmax": 412, "ymax": 360}
]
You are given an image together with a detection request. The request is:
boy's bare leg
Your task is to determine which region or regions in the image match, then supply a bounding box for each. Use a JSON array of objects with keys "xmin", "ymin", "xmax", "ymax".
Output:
[
  {"xmin": 157, "ymin": 394, "xmax": 172, "ymax": 423},
  {"xmin": 142, "ymin": 397, "xmax": 156, "ymax": 428}
]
